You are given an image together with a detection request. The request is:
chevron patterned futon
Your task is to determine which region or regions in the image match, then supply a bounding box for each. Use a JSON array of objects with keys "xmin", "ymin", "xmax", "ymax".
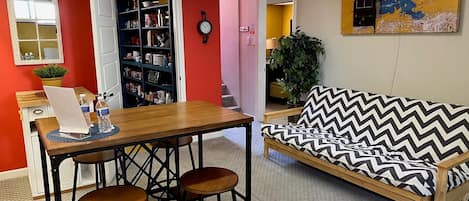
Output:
[{"xmin": 262, "ymin": 85, "xmax": 469, "ymax": 197}]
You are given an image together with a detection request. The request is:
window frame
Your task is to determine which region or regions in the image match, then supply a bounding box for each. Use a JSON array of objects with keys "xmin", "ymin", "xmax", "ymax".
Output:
[{"xmin": 6, "ymin": 0, "xmax": 64, "ymax": 66}]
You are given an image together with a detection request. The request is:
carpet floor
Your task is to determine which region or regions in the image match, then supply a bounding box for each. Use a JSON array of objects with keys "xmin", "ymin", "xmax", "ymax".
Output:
[{"xmin": 0, "ymin": 121, "xmax": 389, "ymax": 201}]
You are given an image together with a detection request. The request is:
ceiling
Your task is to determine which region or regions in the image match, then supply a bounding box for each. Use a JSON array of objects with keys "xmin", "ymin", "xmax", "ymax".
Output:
[{"xmin": 267, "ymin": 0, "xmax": 293, "ymax": 5}]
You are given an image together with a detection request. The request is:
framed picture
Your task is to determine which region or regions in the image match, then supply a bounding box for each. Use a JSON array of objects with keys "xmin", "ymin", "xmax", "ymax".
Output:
[
  {"xmin": 342, "ymin": 0, "xmax": 461, "ymax": 34},
  {"xmin": 147, "ymin": 71, "xmax": 160, "ymax": 84}
]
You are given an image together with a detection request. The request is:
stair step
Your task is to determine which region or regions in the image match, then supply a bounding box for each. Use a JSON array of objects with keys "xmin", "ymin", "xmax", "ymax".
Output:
[
  {"xmin": 222, "ymin": 95, "xmax": 236, "ymax": 107},
  {"xmin": 225, "ymin": 106, "xmax": 241, "ymax": 112},
  {"xmin": 221, "ymin": 84, "xmax": 229, "ymax": 95}
]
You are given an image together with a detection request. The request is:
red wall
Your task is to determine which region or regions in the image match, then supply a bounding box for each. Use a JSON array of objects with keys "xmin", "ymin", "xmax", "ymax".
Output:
[
  {"xmin": 0, "ymin": 1, "xmax": 97, "ymax": 172},
  {"xmin": 182, "ymin": 0, "xmax": 222, "ymax": 105},
  {"xmin": 0, "ymin": 0, "xmax": 222, "ymax": 172}
]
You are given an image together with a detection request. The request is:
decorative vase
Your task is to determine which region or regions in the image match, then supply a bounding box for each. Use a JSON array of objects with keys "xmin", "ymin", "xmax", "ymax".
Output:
[{"xmin": 41, "ymin": 77, "xmax": 63, "ymax": 87}]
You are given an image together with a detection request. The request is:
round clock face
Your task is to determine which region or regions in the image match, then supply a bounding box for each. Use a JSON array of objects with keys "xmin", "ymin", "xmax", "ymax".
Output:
[{"xmin": 199, "ymin": 20, "xmax": 212, "ymax": 35}]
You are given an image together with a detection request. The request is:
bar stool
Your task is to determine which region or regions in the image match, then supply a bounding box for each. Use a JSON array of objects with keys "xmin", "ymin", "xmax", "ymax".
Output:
[
  {"xmin": 180, "ymin": 167, "xmax": 239, "ymax": 201},
  {"xmin": 147, "ymin": 136, "xmax": 196, "ymax": 198},
  {"xmin": 72, "ymin": 150, "xmax": 121, "ymax": 201},
  {"xmin": 151, "ymin": 136, "xmax": 196, "ymax": 169},
  {"xmin": 78, "ymin": 185, "xmax": 147, "ymax": 201}
]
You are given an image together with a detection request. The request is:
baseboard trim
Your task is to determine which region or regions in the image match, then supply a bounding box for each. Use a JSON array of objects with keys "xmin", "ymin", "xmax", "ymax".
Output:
[
  {"xmin": 192, "ymin": 131, "xmax": 223, "ymax": 142},
  {"xmin": 0, "ymin": 168, "xmax": 28, "ymax": 181},
  {"xmin": 32, "ymin": 184, "xmax": 95, "ymax": 200}
]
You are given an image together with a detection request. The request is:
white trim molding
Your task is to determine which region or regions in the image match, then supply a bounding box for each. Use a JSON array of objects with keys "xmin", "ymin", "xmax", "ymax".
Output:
[
  {"xmin": 6, "ymin": 0, "xmax": 65, "ymax": 66},
  {"xmin": 0, "ymin": 168, "xmax": 28, "ymax": 181},
  {"xmin": 173, "ymin": 0, "xmax": 187, "ymax": 102},
  {"xmin": 257, "ymin": 0, "xmax": 267, "ymax": 121}
]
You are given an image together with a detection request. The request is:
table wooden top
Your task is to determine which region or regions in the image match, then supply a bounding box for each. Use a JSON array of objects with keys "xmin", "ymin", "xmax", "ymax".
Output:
[
  {"xmin": 35, "ymin": 101, "xmax": 253, "ymax": 156},
  {"xmin": 16, "ymin": 87, "xmax": 95, "ymax": 109}
]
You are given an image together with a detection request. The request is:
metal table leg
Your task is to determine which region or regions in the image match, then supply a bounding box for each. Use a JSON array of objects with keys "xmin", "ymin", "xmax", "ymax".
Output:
[
  {"xmin": 50, "ymin": 155, "xmax": 66, "ymax": 201},
  {"xmin": 245, "ymin": 123, "xmax": 252, "ymax": 201},
  {"xmin": 39, "ymin": 137, "xmax": 50, "ymax": 201},
  {"xmin": 175, "ymin": 137, "xmax": 181, "ymax": 200},
  {"xmin": 198, "ymin": 134, "xmax": 203, "ymax": 169}
]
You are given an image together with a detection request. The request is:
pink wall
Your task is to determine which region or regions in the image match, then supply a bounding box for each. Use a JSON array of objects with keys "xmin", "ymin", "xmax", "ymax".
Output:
[
  {"xmin": 220, "ymin": 0, "xmax": 240, "ymax": 105},
  {"xmin": 239, "ymin": 0, "xmax": 260, "ymax": 117}
]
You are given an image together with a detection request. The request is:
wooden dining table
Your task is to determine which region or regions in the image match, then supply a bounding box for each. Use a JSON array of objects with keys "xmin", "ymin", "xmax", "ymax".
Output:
[{"xmin": 35, "ymin": 101, "xmax": 253, "ymax": 201}]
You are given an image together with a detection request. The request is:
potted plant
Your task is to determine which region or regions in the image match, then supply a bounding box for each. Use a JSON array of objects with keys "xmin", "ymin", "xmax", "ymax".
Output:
[
  {"xmin": 269, "ymin": 27, "xmax": 325, "ymax": 106},
  {"xmin": 33, "ymin": 64, "xmax": 68, "ymax": 87}
]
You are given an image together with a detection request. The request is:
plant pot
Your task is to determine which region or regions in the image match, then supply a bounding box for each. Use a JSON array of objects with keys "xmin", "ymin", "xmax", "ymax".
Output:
[{"xmin": 41, "ymin": 77, "xmax": 63, "ymax": 87}]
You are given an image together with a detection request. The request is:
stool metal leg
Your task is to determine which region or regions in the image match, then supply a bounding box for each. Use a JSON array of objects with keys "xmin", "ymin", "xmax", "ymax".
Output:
[
  {"xmin": 217, "ymin": 194, "xmax": 221, "ymax": 201},
  {"xmin": 94, "ymin": 164, "xmax": 99, "ymax": 189},
  {"xmin": 100, "ymin": 162, "xmax": 106, "ymax": 188},
  {"xmin": 147, "ymin": 147, "xmax": 154, "ymax": 191},
  {"xmin": 188, "ymin": 144, "xmax": 196, "ymax": 170},
  {"xmin": 182, "ymin": 190, "xmax": 187, "ymax": 201},
  {"xmin": 231, "ymin": 190, "xmax": 237, "ymax": 201},
  {"xmin": 71, "ymin": 162, "xmax": 78, "ymax": 201},
  {"xmin": 166, "ymin": 147, "xmax": 171, "ymax": 197},
  {"xmin": 114, "ymin": 149, "xmax": 119, "ymax": 186}
]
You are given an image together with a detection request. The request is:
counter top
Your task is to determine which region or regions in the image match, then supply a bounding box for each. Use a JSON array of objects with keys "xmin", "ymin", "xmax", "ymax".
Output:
[{"xmin": 16, "ymin": 87, "xmax": 95, "ymax": 108}]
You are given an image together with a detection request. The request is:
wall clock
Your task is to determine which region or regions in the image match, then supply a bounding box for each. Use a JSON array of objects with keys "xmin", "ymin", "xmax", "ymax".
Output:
[{"xmin": 198, "ymin": 11, "xmax": 212, "ymax": 44}]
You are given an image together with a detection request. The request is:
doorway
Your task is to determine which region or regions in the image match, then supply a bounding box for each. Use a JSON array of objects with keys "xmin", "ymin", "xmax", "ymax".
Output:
[
  {"xmin": 264, "ymin": 0, "xmax": 295, "ymax": 113},
  {"xmin": 89, "ymin": 0, "xmax": 187, "ymax": 110}
]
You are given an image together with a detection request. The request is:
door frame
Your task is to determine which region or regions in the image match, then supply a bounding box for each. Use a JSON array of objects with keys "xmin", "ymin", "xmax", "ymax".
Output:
[
  {"xmin": 256, "ymin": 0, "xmax": 267, "ymax": 120},
  {"xmin": 89, "ymin": 0, "xmax": 187, "ymax": 102},
  {"xmin": 172, "ymin": 0, "xmax": 187, "ymax": 102}
]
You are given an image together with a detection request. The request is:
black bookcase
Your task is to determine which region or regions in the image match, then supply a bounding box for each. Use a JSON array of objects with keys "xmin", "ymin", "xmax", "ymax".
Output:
[{"xmin": 116, "ymin": 0, "xmax": 177, "ymax": 108}]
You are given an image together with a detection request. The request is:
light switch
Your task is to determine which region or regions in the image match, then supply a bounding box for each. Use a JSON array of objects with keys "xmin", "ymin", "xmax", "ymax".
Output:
[{"xmin": 240, "ymin": 26, "xmax": 250, "ymax": 32}]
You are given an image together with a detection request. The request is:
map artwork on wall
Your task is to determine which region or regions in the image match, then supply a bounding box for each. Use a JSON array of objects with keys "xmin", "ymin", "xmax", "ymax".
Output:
[{"xmin": 342, "ymin": 0, "xmax": 461, "ymax": 34}]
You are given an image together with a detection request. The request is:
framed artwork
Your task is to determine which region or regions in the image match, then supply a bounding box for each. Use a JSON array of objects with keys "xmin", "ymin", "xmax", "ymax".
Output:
[
  {"xmin": 147, "ymin": 71, "xmax": 160, "ymax": 84},
  {"xmin": 342, "ymin": 0, "xmax": 461, "ymax": 34}
]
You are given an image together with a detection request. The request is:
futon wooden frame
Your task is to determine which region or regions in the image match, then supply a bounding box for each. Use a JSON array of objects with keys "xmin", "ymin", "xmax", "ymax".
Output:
[{"xmin": 263, "ymin": 107, "xmax": 469, "ymax": 201}]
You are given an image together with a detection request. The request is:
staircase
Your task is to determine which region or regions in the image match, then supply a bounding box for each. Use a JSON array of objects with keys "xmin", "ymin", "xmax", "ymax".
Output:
[{"xmin": 222, "ymin": 83, "xmax": 241, "ymax": 112}]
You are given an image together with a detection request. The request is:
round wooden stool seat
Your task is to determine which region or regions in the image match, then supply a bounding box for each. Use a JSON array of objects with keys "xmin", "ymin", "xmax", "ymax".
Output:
[
  {"xmin": 79, "ymin": 185, "xmax": 147, "ymax": 201},
  {"xmin": 151, "ymin": 136, "xmax": 193, "ymax": 148},
  {"xmin": 73, "ymin": 150, "xmax": 119, "ymax": 164},
  {"xmin": 180, "ymin": 167, "xmax": 238, "ymax": 195}
]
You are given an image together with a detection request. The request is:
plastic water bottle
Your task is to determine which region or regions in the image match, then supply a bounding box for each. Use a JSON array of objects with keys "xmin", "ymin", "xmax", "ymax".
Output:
[
  {"xmin": 79, "ymin": 94, "xmax": 91, "ymax": 127},
  {"xmin": 95, "ymin": 96, "xmax": 112, "ymax": 133}
]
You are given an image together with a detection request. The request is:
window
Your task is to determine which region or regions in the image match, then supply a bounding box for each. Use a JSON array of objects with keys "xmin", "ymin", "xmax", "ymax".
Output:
[
  {"xmin": 7, "ymin": 0, "xmax": 64, "ymax": 65},
  {"xmin": 355, "ymin": 0, "xmax": 374, "ymax": 9}
]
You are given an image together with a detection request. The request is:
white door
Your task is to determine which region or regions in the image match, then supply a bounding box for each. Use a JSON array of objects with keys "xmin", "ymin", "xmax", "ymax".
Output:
[{"xmin": 90, "ymin": 0, "xmax": 123, "ymax": 109}]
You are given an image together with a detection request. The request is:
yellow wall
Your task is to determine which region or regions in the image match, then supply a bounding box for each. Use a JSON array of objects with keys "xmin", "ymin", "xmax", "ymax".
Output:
[
  {"xmin": 282, "ymin": 5, "xmax": 293, "ymax": 36},
  {"xmin": 266, "ymin": 5, "xmax": 284, "ymax": 39},
  {"xmin": 267, "ymin": 4, "xmax": 294, "ymax": 39}
]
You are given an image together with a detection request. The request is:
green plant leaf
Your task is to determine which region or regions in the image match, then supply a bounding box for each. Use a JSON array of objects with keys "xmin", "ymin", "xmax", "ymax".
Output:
[
  {"xmin": 33, "ymin": 64, "xmax": 68, "ymax": 78},
  {"xmin": 269, "ymin": 27, "xmax": 325, "ymax": 105}
]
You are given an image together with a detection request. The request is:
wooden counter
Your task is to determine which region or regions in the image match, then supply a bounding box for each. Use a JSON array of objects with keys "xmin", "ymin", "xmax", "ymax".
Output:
[{"xmin": 16, "ymin": 87, "xmax": 95, "ymax": 109}]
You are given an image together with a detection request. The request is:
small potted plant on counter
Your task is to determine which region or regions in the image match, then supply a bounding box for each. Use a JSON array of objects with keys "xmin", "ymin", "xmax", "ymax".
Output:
[{"xmin": 33, "ymin": 64, "xmax": 68, "ymax": 87}]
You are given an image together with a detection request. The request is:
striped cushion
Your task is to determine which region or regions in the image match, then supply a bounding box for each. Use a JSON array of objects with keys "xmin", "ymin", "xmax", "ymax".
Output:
[{"xmin": 297, "ymin": 85, "xmax": 469, "ymax": 164}]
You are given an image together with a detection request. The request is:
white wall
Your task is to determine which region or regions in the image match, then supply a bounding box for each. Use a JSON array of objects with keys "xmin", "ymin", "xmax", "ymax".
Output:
[
  {"xmin": 296, "ymin": 0, "xmax": 469, "ymax": 105},
  {"xmin": 220, "ymin": 0, "xmax": 241, "ymax": 105}
]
